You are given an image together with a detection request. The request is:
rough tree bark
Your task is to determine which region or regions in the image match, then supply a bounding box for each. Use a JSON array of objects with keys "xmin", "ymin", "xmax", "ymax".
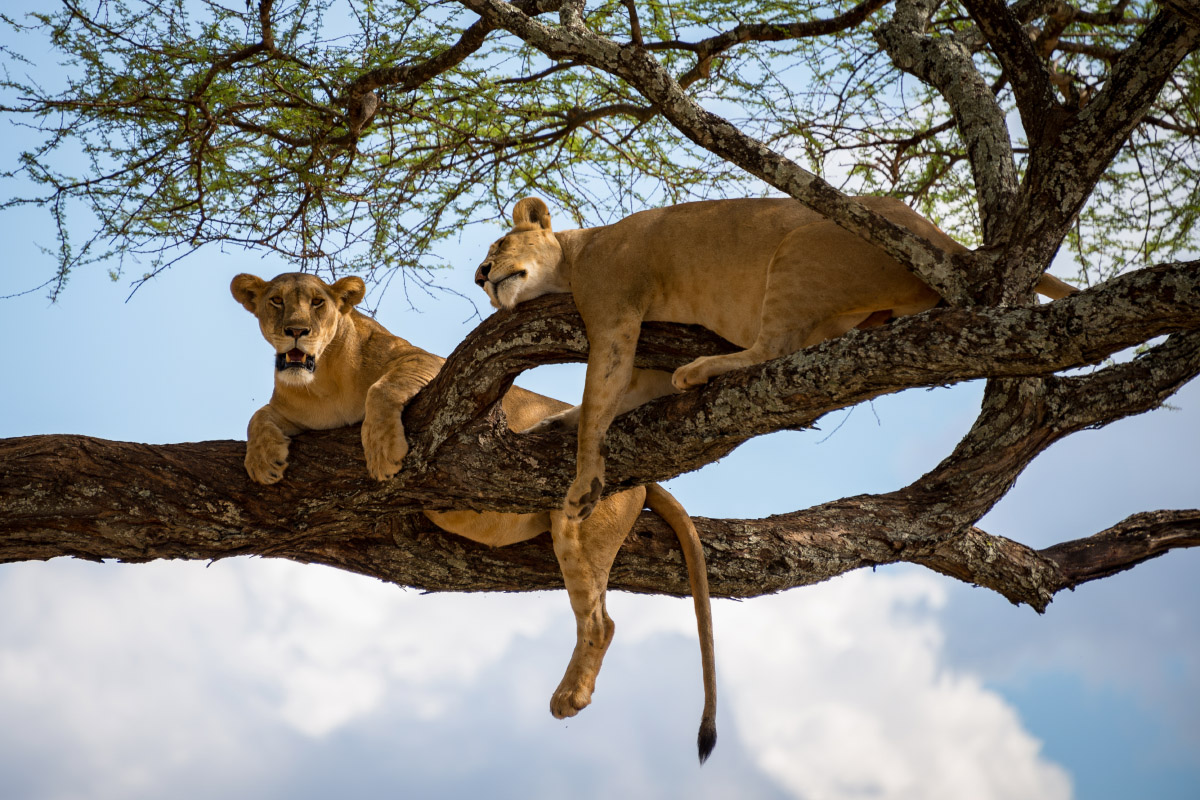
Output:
[{"xmin": 4, "ymin": 263, "xmax": 1199, "ymax": 612}]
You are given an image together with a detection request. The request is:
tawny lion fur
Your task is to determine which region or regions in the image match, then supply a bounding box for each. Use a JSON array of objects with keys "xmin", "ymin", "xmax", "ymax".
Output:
[
  {"xmin": 230, "ymin": 272, "xmax": 718, "ymax": 761},
  {"xmin": 475, "ymin": 196, "xmax": 1077, "ymax": 522}
]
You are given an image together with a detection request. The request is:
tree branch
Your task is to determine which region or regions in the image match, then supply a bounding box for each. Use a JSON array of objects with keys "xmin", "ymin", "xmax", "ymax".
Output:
[
  {"xmin": 3, "ymin": 261, "xmax": 1198, "ymax": 612},
  {"xmin": 1, "ymin": 429, "xmax": 1195, "ymax": 613},
  {"xmin": 1161, "ymin": 0, "xmax": 1200, "ymax": 32},
  {"xmin": 1040, "ymin": 509, "xmax": 1200, "ymax": 587},
  {"xmin": 959, "ymin": 0, "xmax": 1059, "ymax": 146},
  {"xmin": 655, "ymin": 0, "xmax": 890, "ymax": 87},
  {"xmin": 875, "ymin": 0, "xmax": 1020, "ymax": 244},
  {"xmin": 1018, "ymin": 8, "xmax": 1200, "ymax": 266}
]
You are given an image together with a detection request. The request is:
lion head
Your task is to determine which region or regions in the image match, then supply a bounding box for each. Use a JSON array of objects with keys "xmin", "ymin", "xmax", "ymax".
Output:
[
  {"xmin": 230, "ymin": 272, "xmax": 366, "ymax": 386},
  {"xmin": 474, "ymin": 197, "xmax": 569, "ymax": 309}
]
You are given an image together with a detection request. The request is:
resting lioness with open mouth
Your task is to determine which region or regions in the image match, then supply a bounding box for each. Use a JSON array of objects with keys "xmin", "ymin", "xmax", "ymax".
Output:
[
  {"xmin": 475, "ymin": 196, "xmax": 1077, "ymax": 522},
  {"xmin": 231, "ymin": 271, "xmax": 718, "ymax": 762}
]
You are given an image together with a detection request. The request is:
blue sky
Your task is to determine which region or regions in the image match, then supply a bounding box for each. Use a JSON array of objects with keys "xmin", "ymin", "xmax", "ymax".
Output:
[
  {"xmin": 2, "ymin": 216, "xmax": 1197, "ymax": 799},
  {"xmin": 2, "ymin": 7, "xmax": 1199, "ymax": 799}
]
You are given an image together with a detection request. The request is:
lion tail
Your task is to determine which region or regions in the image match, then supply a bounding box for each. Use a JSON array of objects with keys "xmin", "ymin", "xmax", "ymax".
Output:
[
  {"xmin": 1036, "ymin": 272, "xmax": 1077, "ymax": 300},
  {"xmin": 645, "ymin": 483, "xmax": 718, "ymax": 764}
]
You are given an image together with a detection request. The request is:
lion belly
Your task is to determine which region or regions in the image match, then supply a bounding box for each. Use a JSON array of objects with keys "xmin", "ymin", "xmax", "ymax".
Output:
[{"xmin": 425, "ymin": 509, "xmax": 551, "ymax": 546}]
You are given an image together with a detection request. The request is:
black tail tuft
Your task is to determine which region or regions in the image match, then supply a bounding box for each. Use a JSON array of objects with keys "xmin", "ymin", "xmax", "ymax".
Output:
[{"xmin": 698, "ymin": 718, "xmax": 717, "ymax": 764}]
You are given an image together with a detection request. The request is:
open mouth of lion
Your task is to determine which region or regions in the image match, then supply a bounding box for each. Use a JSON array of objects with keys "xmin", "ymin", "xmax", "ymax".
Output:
[{"xmin": 275, "ymin": 349, "xmax": 316, "ymax": 373}]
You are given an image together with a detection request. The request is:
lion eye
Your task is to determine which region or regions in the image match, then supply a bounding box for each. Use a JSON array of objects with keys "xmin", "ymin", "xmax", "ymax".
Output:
[
  {"xmin": 269, "ymin": 297, "xmax": 283, "ymax": 307},
  {"xmin": 311, "ymin": 297, "xmax": 325, "ymax": 308}
]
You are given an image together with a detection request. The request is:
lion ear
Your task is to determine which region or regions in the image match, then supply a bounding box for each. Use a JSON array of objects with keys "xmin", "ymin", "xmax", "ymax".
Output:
[
  {"xmin": 231, "ymin": 274, "xmax": 267, "ymax": 313},
  {"xmin": 511, "ymin": 197, "xmax": 552, "ymax": 231},
  {"xmin": 330, "ymin": 275, "xmax": 366, "ymax": 313}
]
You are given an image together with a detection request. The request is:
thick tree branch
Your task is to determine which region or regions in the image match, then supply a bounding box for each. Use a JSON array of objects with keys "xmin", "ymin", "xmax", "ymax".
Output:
[
  {"xmin": 1161, "ymin": 0, "xmax": 1200, "ymax": 31},
  {"xmin": 1, "ymin": 431, "xmax": 1195, "ymax": 614},
  {"xmin": 3, "ymin": 262, "xmax": 1199, "ymax": 613}
]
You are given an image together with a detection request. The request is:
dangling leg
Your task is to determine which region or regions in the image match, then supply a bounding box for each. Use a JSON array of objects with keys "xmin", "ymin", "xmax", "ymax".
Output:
[
  {"xmin": 564, "ymin": 316, "xmax": 641, "ymax": 521},
  {"xmin": 547, "ymin": 488, "xmax": 645, "ymax": 718}
]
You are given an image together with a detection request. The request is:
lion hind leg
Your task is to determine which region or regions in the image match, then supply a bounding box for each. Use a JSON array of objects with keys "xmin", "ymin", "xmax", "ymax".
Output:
[
  {"xmin": 547, "ymin": 489, "xmax": 643, "ymax": 719},
  {"xmin": 674, "ymin": 217, "xmax": 938, "ymax": 390},
  {"xmin": 671, "ymin": 310, "xmax": 873, "ymax": 390}
]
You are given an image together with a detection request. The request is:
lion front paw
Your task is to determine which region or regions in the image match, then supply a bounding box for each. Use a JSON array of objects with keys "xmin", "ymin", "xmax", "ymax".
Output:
[
  {"xmin": 564, "ymin": 475, "xmax": 604, "ymax": 522},
  {"xmin": 550, "ymin": 681, "xmax": 594, "ymax": 719},
  {"xmin": 362, "ymin": 413, "xmax": 409, "ymax": 481},
  {"xmin": 245, "ymin": 434, "xmax": 290, "ymax": 485}
]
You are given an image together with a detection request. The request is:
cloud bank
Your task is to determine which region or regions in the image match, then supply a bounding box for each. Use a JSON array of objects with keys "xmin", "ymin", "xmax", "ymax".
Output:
[{"xmin": 0, "ymin": 557, "xmax": 1069, "ymax": 799}]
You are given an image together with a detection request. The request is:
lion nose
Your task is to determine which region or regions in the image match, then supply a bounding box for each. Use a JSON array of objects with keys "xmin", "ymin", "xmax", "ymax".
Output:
[
  {"xmin": 285, "ymin": 326, "xmax": 310, "ymax": 339},
  {"xmin": 474, "ymin": 261, "xmax": 492, "ymax": 287}
]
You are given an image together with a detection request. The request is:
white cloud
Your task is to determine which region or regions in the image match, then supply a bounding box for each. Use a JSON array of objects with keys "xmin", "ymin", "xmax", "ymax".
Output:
[
  {"xmin": 0, "ymin": 557, "xmax": 1072, "ymax": 800},
  {"xmin": 228, "ymin": 559, "xmax": 559, "ymax": 733},
  {"xmin": 0, "ymin": 557, "xmax": 565, "ymax": 798},
  {"xmin": 712, "ymin": 570, "xmax": 1072, "ymax": 800}
]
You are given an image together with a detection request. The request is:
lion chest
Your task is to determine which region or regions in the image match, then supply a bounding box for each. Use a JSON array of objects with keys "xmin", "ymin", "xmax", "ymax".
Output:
[{"xmin": 273, "ymin": 383, "xmax": 367, "ymax": 432}]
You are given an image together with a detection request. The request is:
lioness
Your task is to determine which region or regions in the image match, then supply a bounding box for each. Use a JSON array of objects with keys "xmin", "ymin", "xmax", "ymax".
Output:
[
  {"xmin": 231, "ymin": 272, "xmax": 717, "ymax": 761},
  {"xmin": 475, "ymin": 196, "xmax": 1077, "ymax": 521}
]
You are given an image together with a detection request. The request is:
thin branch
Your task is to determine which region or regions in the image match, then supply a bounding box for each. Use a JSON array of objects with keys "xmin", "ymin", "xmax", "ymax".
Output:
[
  {"xmin": 875, "ymin": 0, "xmax": 1019, "ymax": 243},
  {"xmin": 623, "ymin": 0, "xmax": 643, "ymax": 47},
  {"xmin": 1041, "ymin": 510, "xmax": 1200, "ymax": 587},
  {"xmin": 960, "ymin": 0, "xmax": 1059, "ymax": 145},
  {"xmin": 649, "ymin": 0, "xmax": 890, "ymax": 54}
]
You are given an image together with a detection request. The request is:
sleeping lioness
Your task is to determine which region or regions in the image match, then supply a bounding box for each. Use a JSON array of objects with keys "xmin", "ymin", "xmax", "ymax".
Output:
[
  {"xmin": 475, "ymin": 196, "xmax": 1077, "ymax": 522},
  {"xmin": 231, "ymin": 272, "xmax": 717, "ymax": 762}
]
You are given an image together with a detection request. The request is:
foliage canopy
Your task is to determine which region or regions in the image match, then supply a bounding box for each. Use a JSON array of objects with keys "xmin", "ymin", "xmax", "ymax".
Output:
[{"xmin": 3, "ymin": 0, "xmax": 1197, "ymax": 300}]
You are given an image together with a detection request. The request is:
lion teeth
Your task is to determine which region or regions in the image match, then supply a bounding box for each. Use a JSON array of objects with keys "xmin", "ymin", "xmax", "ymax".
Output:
[{"xmin": 275, "ymin": 352, "xmax": 316, "ymax": 372}]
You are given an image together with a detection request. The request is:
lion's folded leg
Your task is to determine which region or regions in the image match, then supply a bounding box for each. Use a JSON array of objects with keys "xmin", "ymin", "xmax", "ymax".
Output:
[{"xmin": 671, "ymin": 350, "xmax": 763, "ymax": 390}]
